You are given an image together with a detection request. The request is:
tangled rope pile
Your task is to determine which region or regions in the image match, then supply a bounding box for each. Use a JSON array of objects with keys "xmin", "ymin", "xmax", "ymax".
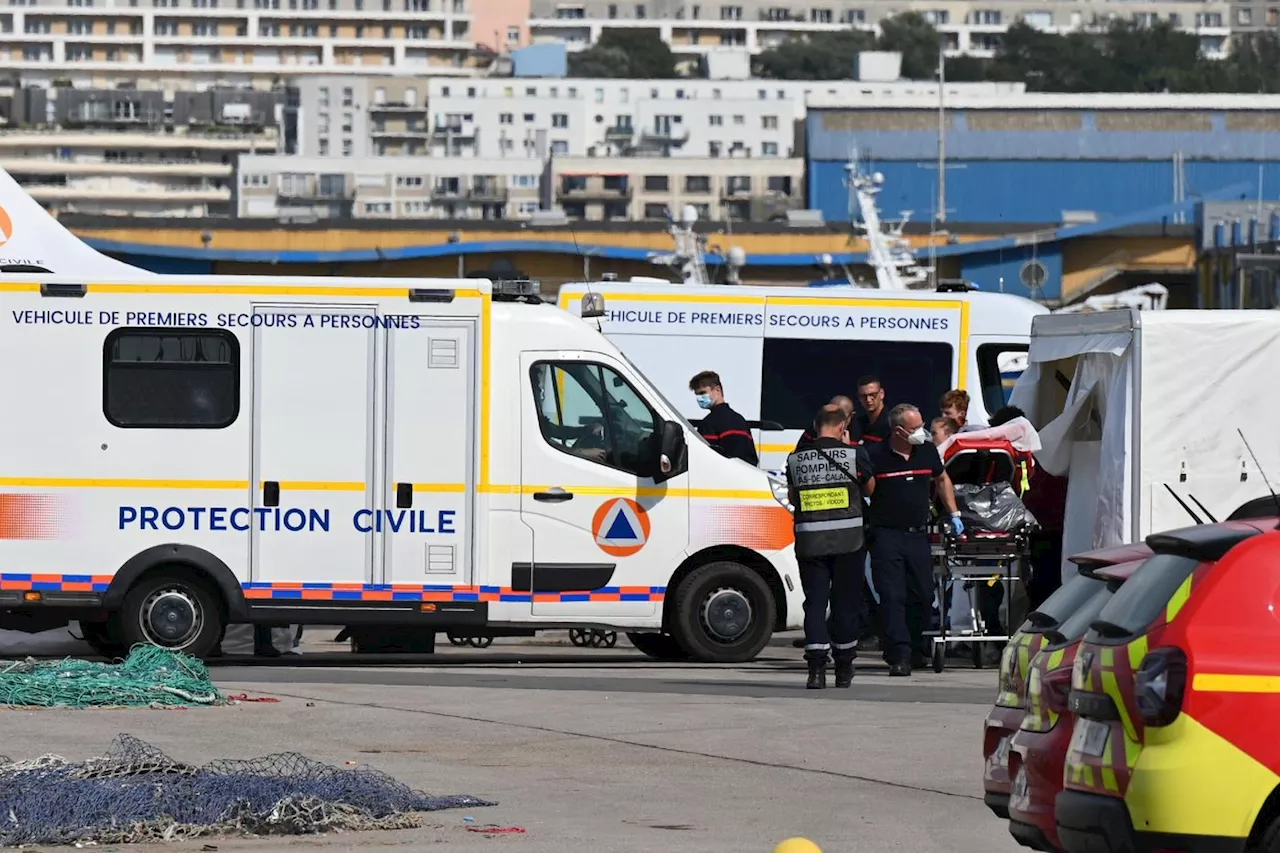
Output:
[
  {"xmin": 0, "ymin": 647, "xmax": 224, "ymax": 708},
  {"xmin": 0, "ymin": 735, "xmax": 496, "ymax": 846}
]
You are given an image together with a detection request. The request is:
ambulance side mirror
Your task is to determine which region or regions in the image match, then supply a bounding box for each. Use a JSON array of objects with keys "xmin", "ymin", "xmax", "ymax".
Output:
[{"xmin": 653, "ymin": 420, "xmax": 687, "ymax": 483}]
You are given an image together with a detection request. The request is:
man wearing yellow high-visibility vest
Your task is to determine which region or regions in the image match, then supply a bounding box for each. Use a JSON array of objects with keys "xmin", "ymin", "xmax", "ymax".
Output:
[{"xmin": 785, "ymin": 406, "xmax": 874, "ymax": 690}]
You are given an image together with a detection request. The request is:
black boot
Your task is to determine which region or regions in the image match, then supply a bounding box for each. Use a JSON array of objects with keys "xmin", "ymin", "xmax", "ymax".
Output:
[
  {"xmin": 805, "ymin": 651, "xmax": 828, "ymax": 689},
  {"xmin": 834, "ymin": 652, "xmax": 855, "ymax": 688}
]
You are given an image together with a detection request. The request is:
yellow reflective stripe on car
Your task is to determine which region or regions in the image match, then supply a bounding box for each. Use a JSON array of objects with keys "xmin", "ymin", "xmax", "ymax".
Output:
[
  {"xmin": 1101, "ymin": 647, "xmax": 1140, "ymax": 744},
  {"xmin": 1165, "ymin": 574, "xmax": 1195, "ymax": 623},
  {"xmin": 1127, "ymin": 633, "xmax": 1150, "ymax": 672}
]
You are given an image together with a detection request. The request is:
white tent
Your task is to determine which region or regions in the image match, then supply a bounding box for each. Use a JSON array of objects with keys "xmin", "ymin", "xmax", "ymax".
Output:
[{"xmin": 1011, "ymin": 308, "xmax": 1280, "ymax": 583}]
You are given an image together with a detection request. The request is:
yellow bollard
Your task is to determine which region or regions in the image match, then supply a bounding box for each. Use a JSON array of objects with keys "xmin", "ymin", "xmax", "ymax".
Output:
[{"xmin": 773, "ymin": 839, "xmax": 823, "ymax": 853}]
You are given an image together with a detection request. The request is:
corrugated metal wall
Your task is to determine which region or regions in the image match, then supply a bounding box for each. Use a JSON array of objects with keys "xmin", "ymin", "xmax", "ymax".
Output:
[
  {"xmin": 808, "ymin": 159, "xmax": 1280, "ymax": 224},
  {"xmin": 807, "ymin": 106, "xmax": 1280, "ymax": 223}
]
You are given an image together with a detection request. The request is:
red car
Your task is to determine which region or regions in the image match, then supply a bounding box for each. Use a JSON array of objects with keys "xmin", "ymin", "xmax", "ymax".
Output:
[
  {"xmin": 1006, "ymin": 558, "xmax": 1145, "ymax": 852},
  {"xmin": 983, "ymin": 543, "xmax": 1149, "ymax": 819}
]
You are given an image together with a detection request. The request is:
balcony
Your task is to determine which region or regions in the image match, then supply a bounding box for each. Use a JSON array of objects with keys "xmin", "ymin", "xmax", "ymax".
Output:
[
  {"xmin": 720, "ymin": 181, "xmax": 753, "ymax": 198},
  {"xmin": 557, "ymin": 181, "xmax": 632, "ymax": 201},
  {"xmin": 604, "ymin": 124, "xmax": 634, "ymax": 141},
  {"xmin": 431, "ymin": 183, "xmax": 464, "ymax": 199},
  {"xmin": 468, "ymin": 183, "xmax": 508, "ymax": 202},
  {"xmin": 369, "ymin": 100, "xmax": 428, "ymax": 113},
  {"xmin": 370, "ymin": 121, "xmax": 430, "ymax": 137},
  {"xmin": 431, "ymin": 119, "xmax": 476, "ymax": 138},
  {"xmin": 277, "ymin": 175, "xmax": 350, "ymax": 200}
]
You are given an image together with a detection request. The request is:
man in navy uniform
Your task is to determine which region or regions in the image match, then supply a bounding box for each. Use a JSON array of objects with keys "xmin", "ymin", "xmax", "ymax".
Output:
[
  {"xmin": 785, "ymin": 406, "xmax": 874, "ymax": 689},
  {"xmin": 867, "ymin": 403, "xmax": 963, "ymax": 677},
  {"xmin": 689, "ymin": 370, "xmax": 759, "ymax": 466},
  {"xmin": 855, "ymin": 375, "xmax": 892, "ymax": 445}
]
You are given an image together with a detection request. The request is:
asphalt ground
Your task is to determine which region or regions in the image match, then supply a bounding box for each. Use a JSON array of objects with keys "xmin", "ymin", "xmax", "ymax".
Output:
[{"xmin": 4, "ymin": 631, "xmax": 1022, "ymax": 853}]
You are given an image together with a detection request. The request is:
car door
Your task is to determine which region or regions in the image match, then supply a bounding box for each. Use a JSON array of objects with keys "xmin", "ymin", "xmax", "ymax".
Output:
[{"xmin": 518, "ymin": 352, "xmax": 689, "ymax": 618}]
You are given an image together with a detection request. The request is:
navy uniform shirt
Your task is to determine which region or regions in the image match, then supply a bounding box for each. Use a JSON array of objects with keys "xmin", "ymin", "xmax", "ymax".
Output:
[
  {"xmin": 794, "ymin": 417, "xmax": 861, "ymax": 453},
  {"xmin": 697, "ymin": 402, "xmax": 759, "ymax": 466},
  {"xmin": 857, "ymin": 408, "xmax": 891, "ymax": 445},
  {"xmin": 866, "ymin": 441, "xmax": 945, "ymax": 529}
]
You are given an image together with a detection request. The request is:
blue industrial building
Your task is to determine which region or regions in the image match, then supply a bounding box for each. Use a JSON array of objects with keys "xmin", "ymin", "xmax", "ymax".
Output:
[{"xmin": 806, "ymin": 96, "xmax": 1280, "ymax": 226}]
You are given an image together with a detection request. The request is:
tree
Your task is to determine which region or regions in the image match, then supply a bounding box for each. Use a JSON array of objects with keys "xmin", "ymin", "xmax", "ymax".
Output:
[
  {"xmin": 567, "ymin": 30, "xmax": 677, "ymax": 79},
  {"xmin": 876, "ymin": 12, "xmax": 944, "ymax": 80},
  {"xmin": 754, "ymin": 29, "xmax": 875, "ymax": 79}
]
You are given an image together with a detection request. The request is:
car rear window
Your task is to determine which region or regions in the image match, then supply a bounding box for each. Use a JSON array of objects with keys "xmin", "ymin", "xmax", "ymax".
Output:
[
  {"xmin": 1086, "ymin": 554, "xmax": 1201, "ymax": 642},
  {"xmin": 1044, "ymin": 585, "xmax": 1112, "ymax": 647},
  {"xmin": 1021, "ymin": 573, "xmax": 1105, "ymax": 632}
]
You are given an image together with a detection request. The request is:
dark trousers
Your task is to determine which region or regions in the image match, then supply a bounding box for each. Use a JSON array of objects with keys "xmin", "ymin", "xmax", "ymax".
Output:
[
  {"xmin": 799, "ymin": 550, "xmax": 865, "ymax": 658},
  {"xmin": 870, "ymin": 528, "xmax": 933, "ymax": 665}
]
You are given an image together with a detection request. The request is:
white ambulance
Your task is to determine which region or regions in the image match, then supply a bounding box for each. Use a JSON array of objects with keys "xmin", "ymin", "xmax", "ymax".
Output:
[
  {"xmin": 0, "ymin": 174, "xmax": 803, "ymax": 663},
  {"xmin": 556, "ymin": 282, "xmax": 1048, "ymax": 471}
]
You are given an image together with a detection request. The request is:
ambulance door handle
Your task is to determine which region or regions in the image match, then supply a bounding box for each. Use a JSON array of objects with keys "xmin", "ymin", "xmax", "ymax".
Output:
[
  {"xmin": 533, "ymin": 487, "xmax": 573, "ymax": 503},
  {"xmin": 396, "ymin": 482, "xmax": 413, "ymax": 509},
  {"xmin": 263, "ymin": 480, "xmax": 280, "ymax": 507}
]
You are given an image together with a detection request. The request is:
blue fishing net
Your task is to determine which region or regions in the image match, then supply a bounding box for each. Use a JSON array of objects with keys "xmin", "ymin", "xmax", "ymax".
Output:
[{"xmin": 0, "ymin": 735, "xmax": 495, "ymax": 846}]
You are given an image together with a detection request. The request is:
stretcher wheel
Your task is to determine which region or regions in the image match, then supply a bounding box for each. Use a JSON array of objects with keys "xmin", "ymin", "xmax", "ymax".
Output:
[
  {"xmin": 568, "ymin": 628, "xmax": 593, "ymax": 647},
  {"xmin": 447, "ymin": 633, "xmax": 469, "ymax": 646},
  {"xmin": 466, "ymin": 636, "xmax": 494, "ymax": 649},
  {"xmin": 932, "ymin": 643, "xmax": 945, "ymax": 673}
]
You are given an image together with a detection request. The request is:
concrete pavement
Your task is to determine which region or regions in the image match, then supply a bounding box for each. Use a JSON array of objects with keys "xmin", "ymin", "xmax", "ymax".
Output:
[{"xmin": 4, "ymin": 634, "xmax": 1021, "ymax": 852}]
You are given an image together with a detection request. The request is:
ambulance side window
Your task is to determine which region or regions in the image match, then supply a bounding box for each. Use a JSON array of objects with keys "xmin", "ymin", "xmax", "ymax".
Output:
[
  {"xmin": 976, "ymin": 344, "xmax": 1029, "ymax": 415},
  {"xmin": 761, "ymin": 339, "xmax": 953, "ymax": 429},
  {"xmin": 530, "ymin": 360, "xmax": 659, "ymax": 476},
  {"xmin": 103, "ymin": 328, "xmax": 240, "ymax": 428}
]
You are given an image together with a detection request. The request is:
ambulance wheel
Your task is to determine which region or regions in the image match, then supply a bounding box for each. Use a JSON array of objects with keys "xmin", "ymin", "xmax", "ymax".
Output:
[
  {"xmin": 120, "ymin": 570, "xmax": 223, "ymax": 658},
  {"xmin": 626, "ymin": 632, "xmax": 690, "ymax": 661},
  {"xmin": 932, "ymin": 643, "xmax": 946, "ymax": 673},
  {"xmin": 1257, "ymin": 811, "xmax": 1280, "ymax": 853},
  {"xmin": 671, "ymin": 561, "xmax": 775, "ymax": 663}
]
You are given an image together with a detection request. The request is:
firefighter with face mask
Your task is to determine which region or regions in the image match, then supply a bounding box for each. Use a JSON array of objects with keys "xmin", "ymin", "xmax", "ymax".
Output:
[{"xmin": 865, "ymin": 404, "xmax": 963, "ymax": 677}]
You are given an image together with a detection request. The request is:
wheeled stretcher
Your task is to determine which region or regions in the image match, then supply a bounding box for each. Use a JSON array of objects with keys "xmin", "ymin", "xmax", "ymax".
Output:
[{"xmin": 925, "ymin": 433, "xmax": 1038, "ymax": 673}]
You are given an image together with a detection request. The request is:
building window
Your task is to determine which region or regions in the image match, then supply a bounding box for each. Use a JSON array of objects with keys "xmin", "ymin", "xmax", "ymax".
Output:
[
  {"xmin": 643, "ymin": 175, "xmax": 668, "ymax": 191},
  {"xmin": 318, "ymin": 138, "xmax": 329, "ymax": 155},
  {"xmin": 551, "ymin": 113, "xmax": 568, "ymax": 128},
  {"xmin": 395, "ymin": 175, "xmax": 424, "ymax": 187},
  {"xmin": 810, "ymin": 8, "xmax": 831, "ymax": 22},
  {"xmin": 972, "ymin": 9, "xmax": 1000, "ymax": 25},
  {"xmin": 762, "ymin": 142, "xmax": 779, "ymax": 155},
  {"xmin": 684, "ymin": 175, "xmax": 710, "ymax": 193},
  {"xmin": 499, "ymin": 112, "xmax": 513, "ymax": 123},
  {"xmin": 1237, "ymin": 7, "xmax": 1252, "ymax": 24},
  {"xmin": 506, "ymin": 24, "xmax": 519, "ymax": 43},
  {"xmin": 342, "ymin": 139, "xmax": 353, "ymax": 156},
  {"xmin": 762, "ymin": 115, "xmax": 778, "ymax": 129},
  {"xmin": 103, "ymin": 329, "xmax": 239, "ymax": 429},
  {"xmin": 709, "ymin": 114, "xmax": 722, "ymax": 125},
  {"xmin": 342, "ymin": 86, "xmax": 353, "ymax": 107},
  {"xmin": 719, "ymin": 4, "xmax": 740, "ymax": 19}
]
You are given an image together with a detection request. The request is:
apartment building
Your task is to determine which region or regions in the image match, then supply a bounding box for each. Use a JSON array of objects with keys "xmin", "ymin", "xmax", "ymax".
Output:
[
  {"xmin": 530, "ymin": 0, "xmax": 1232, "ymax": 59},
  {"xmin": 0, "ymin": 85, "xmax": 280, "ymax": 216},
  {"xmin": 411, "ymin": 76, "xmax": 1023, "ymax": 160},
  {"xmin": 235, "ymin": 154, "xmax": 543, "ymax": 220},
  {"xmin": 551, "ymin": 155, "xmax": 804, "ymax": 222},
  {"xmin": 0, "ymin": 0, "xmax": 479, "ymax": 90}
]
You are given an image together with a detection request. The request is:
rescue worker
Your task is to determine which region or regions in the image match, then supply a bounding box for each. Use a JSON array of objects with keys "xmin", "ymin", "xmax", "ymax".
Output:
[
  {"xmin": 785, "ymin": 406, "xmax": 874, "ymax": 689},
  {"xmin": 689, "ymin": 370, "xmax": 759, "ymax": 466},
  {"xmin": 855, "ymin": 376, "xmax": 891, "ymax": 444},
  {"xmin": 867, "ymin": 403, "xmax": 963, "ymax": 677},
  {"xmin": 794, "ymin": 395, "xmax": 858, "ymax": 451}
]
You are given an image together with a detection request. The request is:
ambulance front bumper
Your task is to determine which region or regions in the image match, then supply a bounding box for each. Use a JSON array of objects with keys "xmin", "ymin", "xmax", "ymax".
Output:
[{"xmin": 1056, "ymin": 791, "xmax": 1246, "ymax": 853}]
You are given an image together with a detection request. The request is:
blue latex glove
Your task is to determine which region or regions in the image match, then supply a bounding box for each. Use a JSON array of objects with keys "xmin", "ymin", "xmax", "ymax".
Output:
[{"xmin": 950, "ymin": 514, "xmax": 965, "ymax": 536}]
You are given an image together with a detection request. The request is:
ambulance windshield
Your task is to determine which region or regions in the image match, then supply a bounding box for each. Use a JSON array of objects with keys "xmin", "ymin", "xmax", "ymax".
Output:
[
  {"xmin": 1086, "ymin": 554, "xmax": 1200, "ymax": 641},
  {"xmin": 615, "ymin": 350, "xmax": 711, "ymax": 451}
]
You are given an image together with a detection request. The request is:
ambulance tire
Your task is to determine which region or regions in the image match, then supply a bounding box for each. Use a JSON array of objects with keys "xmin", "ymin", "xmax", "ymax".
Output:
[
  {"xmin": 120, "ymin": 570, "xmax": 223, "ymax": 659},
  {"xmin": 671, "ymin": 561, "xmax": 775, "ymax": 663},
  {"xmin": 625, "ymin": 632, "xmax": 691, "ymax": 661}
]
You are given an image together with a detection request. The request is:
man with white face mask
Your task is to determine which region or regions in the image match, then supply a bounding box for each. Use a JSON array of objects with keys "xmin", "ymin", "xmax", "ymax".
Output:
[{"xmin": 866, "ymin": 403, "xmax": 962, "ymax": 676}]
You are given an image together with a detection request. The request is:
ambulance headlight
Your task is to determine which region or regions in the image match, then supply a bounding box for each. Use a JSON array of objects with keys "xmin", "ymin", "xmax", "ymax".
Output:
[{"xmin": 768, "ymin": 473, "xmax": 793, "ymax": 512}]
